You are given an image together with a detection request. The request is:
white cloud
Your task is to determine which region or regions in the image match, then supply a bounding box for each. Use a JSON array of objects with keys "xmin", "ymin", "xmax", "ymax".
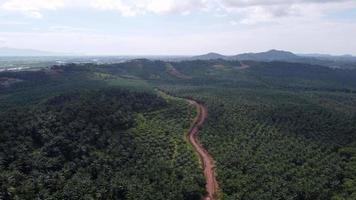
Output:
[
  {"xmin": 0, "ymin": 0, "xmax": 356, "ymax": 54},
  {"xmin": 0, "ymin": 0, "xmax": 355, "ymax": 22},
  {"xmin": 145, "ymin": 0, "xmax": 207, "ymax": 15},
  {"xmin": 221, "ymin": 0, "xmax": 344, "ymax": 7},
  {"xmin": 90, "ymin": 0, "xmax": 137, "ymax": 17},
  {"xmin": 0, "ymin": 0, "xmax": 208, "ymax": 17},
  {"xmin": 1, "ymin": 17, "xmax": 356, "ymax": 55},
  {"xmin": 0, "ymin": 0, "xmax": 66, "ymax": 18},
  {"xmin": 90, "ymin": 0, "xmax": 208, "ymax": 16},
  {"xmin": 219, "ymin": 0, "xmax": 356, "ymax": 24}
]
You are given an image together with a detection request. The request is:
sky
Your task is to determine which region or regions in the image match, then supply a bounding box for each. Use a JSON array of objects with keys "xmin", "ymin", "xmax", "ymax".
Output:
[{"xmin": 0, "ymin": 0, "xmax": 356, "ymax": 55}]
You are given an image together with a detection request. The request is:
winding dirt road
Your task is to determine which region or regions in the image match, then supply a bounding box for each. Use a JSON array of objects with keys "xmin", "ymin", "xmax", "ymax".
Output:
[{"xmin": 187, "ymin": 100, "xmax": 219, "ymax": 200}]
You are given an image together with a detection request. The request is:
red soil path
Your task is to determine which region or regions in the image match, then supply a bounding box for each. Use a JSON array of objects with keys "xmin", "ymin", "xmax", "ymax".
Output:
[{"xmin": 187, "ymin": 100, "xmax": 218, "ymax": 200}]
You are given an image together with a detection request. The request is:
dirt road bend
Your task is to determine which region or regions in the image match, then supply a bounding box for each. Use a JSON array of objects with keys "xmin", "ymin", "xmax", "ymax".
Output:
[{"xmin": 187, "ymin": 100, "xmax": 218, "ymax": 200}]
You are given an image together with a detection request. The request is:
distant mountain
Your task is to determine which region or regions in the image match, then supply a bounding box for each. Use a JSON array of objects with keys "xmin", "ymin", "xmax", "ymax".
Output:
[
  {"xmin": 235, "ymin": 49, "xmax": 299, "ymax": 61},
  {"xmin": 191, "ymin": 52, "xmax": 228, "ymax": 60},
  {"xmin": 191, "ymin": 50, "xmax": 299, "ymax": 62},
  {"xmin": 190, "ymin": 50, "xmax": 356, "ymax": 69},
  {"xmin": 0, "ymin": 47, "xmax": 73, "ymax": 56}
]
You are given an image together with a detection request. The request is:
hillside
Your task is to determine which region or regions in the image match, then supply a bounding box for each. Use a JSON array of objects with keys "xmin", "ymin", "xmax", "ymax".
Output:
[{"xmin": 1, "ymin": 59, "xmax": 356, "ymax": 199}]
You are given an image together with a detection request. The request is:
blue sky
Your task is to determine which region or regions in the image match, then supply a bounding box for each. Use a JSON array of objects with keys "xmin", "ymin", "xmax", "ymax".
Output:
[{"xmin": 0, "ymin": 0, "xmax": 356, "ymax": 55}]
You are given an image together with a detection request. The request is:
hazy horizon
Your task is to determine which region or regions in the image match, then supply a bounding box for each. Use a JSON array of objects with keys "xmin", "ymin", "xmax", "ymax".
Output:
[
  {"xmin": 0, "ymin": 47, "xmax": 355, "ymax": 57},
  {"xmin": 0, "ymin": 0, "xmax": 356, "ymax": 55}
]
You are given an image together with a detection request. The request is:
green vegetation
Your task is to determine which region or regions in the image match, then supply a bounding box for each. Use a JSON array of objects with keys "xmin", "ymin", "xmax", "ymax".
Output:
[
  {"xmin": 159, "ymin": 60, "xmax": 356, "ymax": 200},
  {"xmin": 0, "ymin": 88, "xmax": 204, "ymax": 199},
  {"xmin": 1, "ymin": 58, "xmax": 356, "ymax": 199},
  {"xmin": 0, "ymin": 65, "xmax": 204, "ymax": 200}
]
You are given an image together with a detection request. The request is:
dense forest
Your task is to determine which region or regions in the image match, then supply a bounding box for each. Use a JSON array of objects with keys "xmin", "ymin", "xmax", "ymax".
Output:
[
  {"xmin": 160, "ymin": 60, "xmax": 356, "ymax": 200},
  {"xmin": 1, "ymin": 58, "xmax": 356, "ymax": 199},
  {"xmin": 0, "ymin": 88, "xmax": 206, "ymax": 199}
]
